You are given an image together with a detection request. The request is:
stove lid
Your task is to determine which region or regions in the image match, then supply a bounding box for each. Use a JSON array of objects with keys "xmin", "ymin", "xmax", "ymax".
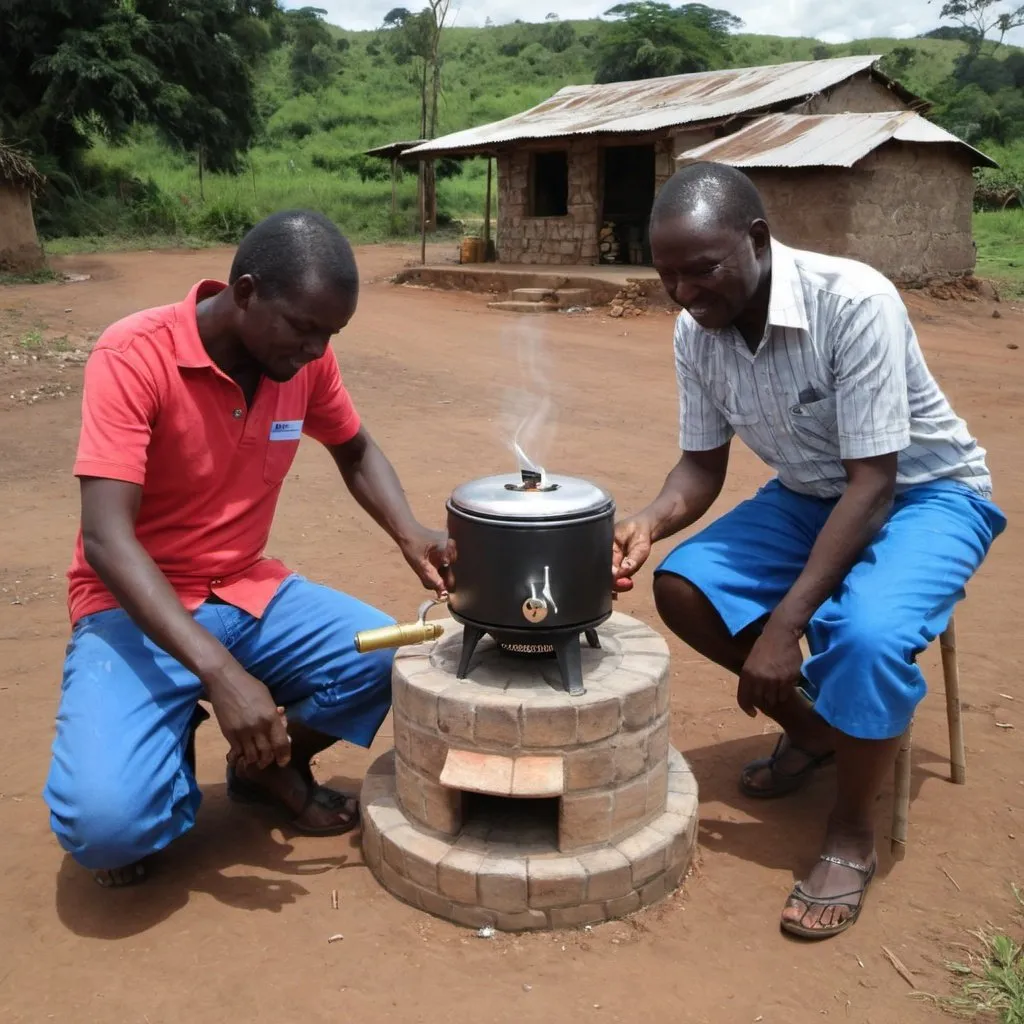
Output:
[{"xmin": 449, "ymin": 472, "xmax": 614, "ymax": 521}]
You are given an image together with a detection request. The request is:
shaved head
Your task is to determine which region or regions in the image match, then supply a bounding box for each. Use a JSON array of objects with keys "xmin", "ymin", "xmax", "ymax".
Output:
[
  {"xmin": 651, "ymin": 161, "xmax": 767, "ymax": 235},
  {"xmin": 649, "ymin": 162, "xmax": 773, "ymax": 334}
]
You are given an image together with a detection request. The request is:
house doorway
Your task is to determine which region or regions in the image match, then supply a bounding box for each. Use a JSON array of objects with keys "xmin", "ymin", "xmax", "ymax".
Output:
[{"xmin": 600, "ymin": 144, "xmax": 656, "ymax": 265}]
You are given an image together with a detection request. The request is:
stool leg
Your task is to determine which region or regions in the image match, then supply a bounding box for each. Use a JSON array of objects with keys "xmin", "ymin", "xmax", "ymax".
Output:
[
  {"xmin": 941, "ymin": 615, "xmax": 966, "ymax": 785},
  {"xmin": 891, "ymin": 721, "xmax": 913, "ymax": 860}
]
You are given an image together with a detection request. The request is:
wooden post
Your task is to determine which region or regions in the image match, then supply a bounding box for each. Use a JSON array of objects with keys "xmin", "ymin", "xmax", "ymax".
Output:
[
  {"xmin": 391, "ymin": 157, "xmax": 398, "ymax": 221},
  {"xmin": 419, "ymin": 160, "xmax": 427, "ymax": 266},
  {"xmin": 198, "ymin": 145, "xmax": 205, "ymax": 202},
  {"xmin": 941, "ymin": 615, "xmax": 966, "ymax": 785},
  {"xmin": 483, "ymin": 156, "xmax": 493, "ymax": 259},
  {"xmin": 890, "ymin": 722, "xmax": 913, "ymax": 860}
]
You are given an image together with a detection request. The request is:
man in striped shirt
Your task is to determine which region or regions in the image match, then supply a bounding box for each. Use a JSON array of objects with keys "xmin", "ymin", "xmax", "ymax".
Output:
[{"xmin": 612, "ymin": 162, "xmax": 1006, "ymax": 940}]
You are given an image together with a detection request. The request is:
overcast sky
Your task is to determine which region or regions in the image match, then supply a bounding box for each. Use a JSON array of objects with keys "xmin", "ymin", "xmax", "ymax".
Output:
[{"xmin": 284, "ymin": 1, "xmax": 1024, "ymax": 45}]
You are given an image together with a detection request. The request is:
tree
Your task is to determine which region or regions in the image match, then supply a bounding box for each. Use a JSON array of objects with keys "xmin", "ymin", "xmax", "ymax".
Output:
[
  {"xmin": 595, "ymin": 3, "xmax": 741, "ymax": 84},
  {"xmin": 284, "ymin": 6, "xmax": 343, "ymax": 93},
  {"xmin": 0, "ymin": 0, "xmax": 278, "ymax": 174},
  {"xmin": 930, "ymin": 0, "xmax": 1024, "ymax": 51}
]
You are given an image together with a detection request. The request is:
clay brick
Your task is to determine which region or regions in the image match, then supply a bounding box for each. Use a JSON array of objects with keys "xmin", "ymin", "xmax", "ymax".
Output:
[
  {"xmin": 477, "ymin": 857, "xmax": 528, "ymax": 913},
  {"xmin": 613, "ymin": 728, "xmax": 648, "ymax": 783},
  {"xmin": 604, "ymin": 891, "xmax": 641, "ymax": 919},
  {"xmin": 496, "ymin": 909, "xmax": 550, "ymax": 932},
  {"xmin": 617, "ymin": 826, "xmax": 670, "ymax": 886},
  {"xmin": 440, "ymin": 749, "xmax": 513, "ymax": 796},
  {"xmin": 645, "ymin": 760, "xmax": 669, "ymax": 817},
  {"xmin": 437, "ymin": 692, "xmax": 474, "ymax": 743},
  {"xmin": 560, "ymin": 791, "xmax": 613, "ymax": 851},
  {"xmin": 393, "ymin": 714, "xmax": 413, "ymax": 764},
  {"xmin": 611, "ymin": 775, "xmax": 648, "ymax": 836},
  {"xmin": 379, "ymin": 859, "xmax": 420, "ymax": 908},
  {"xmin": 662, "ymin": 856, "xmax": 688, "ymax": 891},
  {"xmin": 621, "ymin": 686, "xmax": 658, "ymax": 730},
  {"xmin": 666, "ymin": 790, "xmax": 698, "ymax": 824},
  {"xmin": 521, "ymin": 703, "xmax": 576, "ymax": 748},
  {"xmin": 639, "ymin": 871, "xmax": 673, "ymax": 908},
  {"xmin": 526, "ymin": 856, "xmax": 587, "ymax": 909},
  {"xmin": 390, "ymin": 669, "xmax": 409, "ymax": 710},
  {"xmin": 366, "ymin": 795, "xmax": 407, "ymax": 836},
  {"xmin": 416, "ymin": 887, "xmax": 455, "ymax": 921},
  {"xmin": 548, "ymin": 903, "xmax": 606, "ymax": 929},
  {"xmin": 394, "ymin": 754, "xmax": 426, "ymax": 822},
  {"xmin": 438, "ymin": 848, "xmax": 486, "ymax": 904},
  {"xmin": 656, "ymin": 675, "xmax": 671, "ymax": 716},
  {"xmin": 420, "ymin": 776, "xmax": 463, "ymax": 836},
  {"xmin": 576, "ymin": 698, "xmax": 620, "ymax": 743},
  {"xmin": 511, "ymin": 756, "xmax": 564, "ymax": 797},
  {"xmin": 647, "ymin": 716, "xmax": 670, "ymax": 767},
  {"xmin": 361, "ymin": 816, "xmax": 382, "ymax": 870},
  {"xmin": 473, "ymin": 702, "xmax": 521, "ymax": 748},
  {"xmin": 382, "ymin": 826, "xmax": 413, "ymax": 873},
  {"xmin": 578, "ymin": 847, "xmax": 632, "ymax": 901},
  {"xmin": 402, "ymin": 679, "xmax": 441, "ymax": 730},
  {"xmin": 400, "ymin": 830, "xmax": 450, "ymax": 891},
  {"xmin": 408, "ymin": 725, "xmax": 448, "ymax": 778},
  {"xmin": 448, "ymin": 903, "xmax": 498, "ymax": 930},
  {"xmin": 565, "ymin": 744, "xmax": 615, "ymax": 791}
]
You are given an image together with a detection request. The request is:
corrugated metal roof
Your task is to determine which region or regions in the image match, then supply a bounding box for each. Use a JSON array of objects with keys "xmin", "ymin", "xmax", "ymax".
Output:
[
  {"xmin": 364, "ymin": 140, "xmax": 427, "ymax": 160},
  {"xmin": 404, "ymin": 56, "xmax": 914, "ymax": 157},
  {"xmin": 676, "ymin": 111, "xmax": 997, "ymax": 168}
]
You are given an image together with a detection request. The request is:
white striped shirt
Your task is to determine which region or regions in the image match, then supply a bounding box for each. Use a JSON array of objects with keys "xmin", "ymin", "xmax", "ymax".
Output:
[{"xmin": 674, "ymin": 240, "xmax": 993, "ymax": 499}]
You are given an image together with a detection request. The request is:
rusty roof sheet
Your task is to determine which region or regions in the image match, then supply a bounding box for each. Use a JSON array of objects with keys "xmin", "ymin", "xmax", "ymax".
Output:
[
  {"xmin": 404, "ymin": 56, "xmax": 914, "ymax": 157},
  {"xmin": 676, "ymin": 111, "xmax": 997, "ymax": 168}
]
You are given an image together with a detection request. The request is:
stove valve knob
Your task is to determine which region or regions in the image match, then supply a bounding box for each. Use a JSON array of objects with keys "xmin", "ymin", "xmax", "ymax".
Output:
[{"xmin": 522, "ymin": 596, "xmax": 549, "ymax": 623}]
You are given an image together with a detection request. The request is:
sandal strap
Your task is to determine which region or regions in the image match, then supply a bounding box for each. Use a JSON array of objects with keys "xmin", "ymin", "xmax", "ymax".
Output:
[
  {"xmin": 789, "ymin": 882, "xmax": 865, "ymax": 908},
  {"xmin": 819, "ymin": 853, "xmax": 873, "ymax": 875}
]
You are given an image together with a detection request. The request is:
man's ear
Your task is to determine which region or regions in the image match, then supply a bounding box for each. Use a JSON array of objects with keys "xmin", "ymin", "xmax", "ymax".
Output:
[
  {"xmin": 232, "ymin": 275, "xmax": 257, "ymax": 311},
  {"xmin": 750, "ymin": 220, "xmax": 771, "ymax": 260}
]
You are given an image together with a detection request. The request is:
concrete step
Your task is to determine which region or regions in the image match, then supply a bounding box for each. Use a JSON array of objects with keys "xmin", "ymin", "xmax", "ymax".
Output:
[
  {"xmin": 511, "ymin": 287, "xmax": 558, "ymax": 303},
  {"xmin": 488, "ymin": 300, "xmax": 560, "ymax": 314},
  {"xmin": 554, "ymin": 288, "xmax": 592, "ymax": 308}
]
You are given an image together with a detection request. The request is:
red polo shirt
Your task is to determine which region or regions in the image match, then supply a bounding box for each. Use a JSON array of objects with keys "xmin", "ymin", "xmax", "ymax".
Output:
[{"xmin": 67, "ymin": 279, "xmax": 361, "ymax": 626}]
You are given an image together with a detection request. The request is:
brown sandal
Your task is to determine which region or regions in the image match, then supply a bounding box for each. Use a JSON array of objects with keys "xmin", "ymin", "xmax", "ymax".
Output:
[{"xmin": 780, "ymin": 854, "xmax": 877, "ymax": 940}]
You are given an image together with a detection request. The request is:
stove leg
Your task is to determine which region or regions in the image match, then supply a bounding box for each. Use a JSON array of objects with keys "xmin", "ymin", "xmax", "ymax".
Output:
[
  {"xmin": 553, "ymin": 635, "xmax": 586, "ymax": 696},
  {"xmin": 456, "ymin": 624, "xmax": 486, "ymax": 680},
  {"xmin": 584, "ymin": 628, "xmax": 601, "ymax": 650}
]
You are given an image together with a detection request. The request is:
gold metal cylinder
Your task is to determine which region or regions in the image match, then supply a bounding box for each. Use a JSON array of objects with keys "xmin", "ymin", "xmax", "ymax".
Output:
[{"xmin": 354, "ymin": 620, "xmax": 444, "ymax": 654}]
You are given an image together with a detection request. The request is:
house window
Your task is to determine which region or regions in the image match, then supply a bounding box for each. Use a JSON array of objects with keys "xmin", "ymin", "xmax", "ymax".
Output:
[{"xmin": 530, "ymin": 150, "xmax": 569, "ymax": 217}]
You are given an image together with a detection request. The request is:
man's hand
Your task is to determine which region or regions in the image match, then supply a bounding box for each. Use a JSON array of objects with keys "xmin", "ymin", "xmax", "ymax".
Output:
[
  {"xmin": 612, "ymin": 517, "xmax": 655, "ymax": 594},
  {"xmin": 205, "ymin": 664, "xmax": 292, "ymax": 770},
  {"xmin": 736, "ymin": 622, "xmax": 804, "ymax": 718},
  {"xmin": 399, "ymin": 526, "xmax": 456, "ymax": 599}
]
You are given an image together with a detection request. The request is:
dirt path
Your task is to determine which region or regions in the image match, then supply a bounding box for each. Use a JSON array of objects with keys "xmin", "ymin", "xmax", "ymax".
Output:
[{"xmin": 1, "ymin": 245, "xmax": 1022, "ymax": 1024}]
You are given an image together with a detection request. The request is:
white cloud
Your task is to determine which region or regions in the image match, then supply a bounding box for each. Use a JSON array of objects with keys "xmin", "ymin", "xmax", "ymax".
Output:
[{"xmin": 281, "ymin": 1, "xmax": 1023, "ymax": 47}]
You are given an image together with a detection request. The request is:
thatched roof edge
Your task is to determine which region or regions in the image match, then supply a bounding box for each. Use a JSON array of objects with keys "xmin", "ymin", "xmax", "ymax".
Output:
[{"xmin": 0, "ymin": 142, "xmax": 45, "ymax": 195}]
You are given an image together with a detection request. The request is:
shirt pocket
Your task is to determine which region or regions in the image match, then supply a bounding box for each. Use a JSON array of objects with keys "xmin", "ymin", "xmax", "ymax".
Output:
[
  {"xmin": 787, "ymin": 395, "xmax": 839, "ymax": 453},
  {"xmin": 713, "ymin": 384, "xmax": 759, "ymax": 427}
]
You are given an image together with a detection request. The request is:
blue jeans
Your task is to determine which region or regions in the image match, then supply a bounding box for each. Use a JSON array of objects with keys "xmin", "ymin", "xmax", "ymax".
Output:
[
  {"xmin": 44, "ymin": 575, "xmax": 395, "ymax": 870},
  {"xmin": 655, "ymin": 479, "xmax": 1006, "ymax": 741}
]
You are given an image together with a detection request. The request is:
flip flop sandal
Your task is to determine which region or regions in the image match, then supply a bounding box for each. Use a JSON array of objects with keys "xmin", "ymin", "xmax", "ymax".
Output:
[
  {"xmin": 739, "ymin": 733, "xmax": 836, "ymax": 799},
  {"xmin": 226, "ymin": 762, "xmax": 361, "ymax": 837},
  {"xmin": 780, "ymin": 854, "xmax": 877, "ymax": 940}
]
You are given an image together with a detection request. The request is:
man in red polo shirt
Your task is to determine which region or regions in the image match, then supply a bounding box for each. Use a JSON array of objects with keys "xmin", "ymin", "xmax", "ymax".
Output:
[{"xmin": 44, "ymin": 210, "xmax": 452, "ymax": 887}]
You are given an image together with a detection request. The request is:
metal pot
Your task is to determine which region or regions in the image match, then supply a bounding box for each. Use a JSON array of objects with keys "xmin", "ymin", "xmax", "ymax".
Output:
[{"xmin": 445, "ymin": 469, "xmax": 616, "ymax": 638}]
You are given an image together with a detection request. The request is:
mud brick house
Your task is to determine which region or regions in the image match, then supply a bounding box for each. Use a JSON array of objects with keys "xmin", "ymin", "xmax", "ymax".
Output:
[
  {"xmin": 404, "ymin": 55, "xmax": 994, "ymax": 283},
  {"xmin": 0, "ymin": 142, "xmax": 45, "ymax": 274}
]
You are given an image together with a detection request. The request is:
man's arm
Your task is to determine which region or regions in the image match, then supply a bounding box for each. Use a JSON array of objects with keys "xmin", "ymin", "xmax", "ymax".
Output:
[
  {"xmin": 80, "ymin": 479, "xmax": 292, "ymax": 769},
  {"xmin": 328, "ymin": 427, "xmax": 453, "ymax": 596},
  {"xmin": 738, "ymin": 291, "xmax": 911, "ymax": 715}
]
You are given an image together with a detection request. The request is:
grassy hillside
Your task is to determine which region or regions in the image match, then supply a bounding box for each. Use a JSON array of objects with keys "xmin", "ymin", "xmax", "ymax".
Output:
[{"xmin": 42, "ymin": 18, "xmax": 1023, "ymax": 293}]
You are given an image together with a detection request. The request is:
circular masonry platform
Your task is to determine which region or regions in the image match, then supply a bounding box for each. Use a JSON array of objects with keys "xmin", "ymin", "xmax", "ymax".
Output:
[
  {"xmin": 360, "ymin": 746, "xmax": 698, "ymax": 932},
  {"xmin": 360, "ymin": 612, "xmax": 698, "ymax": 932}
]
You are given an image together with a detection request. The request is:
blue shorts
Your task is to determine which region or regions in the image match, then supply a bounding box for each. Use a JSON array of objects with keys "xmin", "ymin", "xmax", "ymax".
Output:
[
  {"xmin": 44, "ymin": 575, "xmax": 395, "ymax": 870},
  {"xmin": 655, "ymin": 479, "xmax": 1006, "ymax": 741}
]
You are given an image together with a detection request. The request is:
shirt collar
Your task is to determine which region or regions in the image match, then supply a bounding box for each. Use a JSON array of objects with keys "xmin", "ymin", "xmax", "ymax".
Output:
[
  {"xmin": 173, "ymin": 280, "xmax": 228, "ymax": 368},
  {"xmin": 766, "ymin": 239, "xmax": 809, "ymax": 332}
]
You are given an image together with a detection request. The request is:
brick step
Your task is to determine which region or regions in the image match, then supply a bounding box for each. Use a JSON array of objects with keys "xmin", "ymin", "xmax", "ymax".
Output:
[{"xmin": 487, "ymin": 300, "xmax": 560, "ymax": 314}]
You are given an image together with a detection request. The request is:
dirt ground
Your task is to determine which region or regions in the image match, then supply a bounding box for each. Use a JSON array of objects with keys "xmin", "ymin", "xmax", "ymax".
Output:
[{"xmin": 1, "ymin": 243, "xmax": 1022, "ymax": 1024}]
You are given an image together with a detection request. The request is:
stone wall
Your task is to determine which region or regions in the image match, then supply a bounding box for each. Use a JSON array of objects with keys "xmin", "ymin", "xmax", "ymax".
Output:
[
  {"xmin": 0, "ymin": 185, "xmax": 44, "ymax": 273},
  {"xmin": 747, "ymin": 143, "xmax": 977, "ymax": 283},
  {"xmin": 497, "ymin": 138, "xmax": 601, "ymax": 265}
]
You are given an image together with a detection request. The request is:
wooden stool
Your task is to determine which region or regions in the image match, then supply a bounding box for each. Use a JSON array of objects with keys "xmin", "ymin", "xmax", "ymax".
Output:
[{"xmin": 890, "ymin": 613, "xmax": 965, "ymax": 860}]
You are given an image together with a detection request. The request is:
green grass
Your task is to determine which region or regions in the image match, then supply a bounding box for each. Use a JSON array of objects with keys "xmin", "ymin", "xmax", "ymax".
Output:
[
  {"xmin": 920, "ymin": 885, "xmax": 1024, "ymax": 1021},
  {"xmin": 974, "ymin": 208, "xmax": 1024, "ymax": 297},
  {"xmin": 0, "ymin": 267, "xmax": 61, "ymax": 286}
]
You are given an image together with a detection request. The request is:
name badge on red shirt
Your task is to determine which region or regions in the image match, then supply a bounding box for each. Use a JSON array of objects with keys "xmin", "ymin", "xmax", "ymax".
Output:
[{"xmin": 270, "ymin": 420, "xmax": 303, "ymax": 441}]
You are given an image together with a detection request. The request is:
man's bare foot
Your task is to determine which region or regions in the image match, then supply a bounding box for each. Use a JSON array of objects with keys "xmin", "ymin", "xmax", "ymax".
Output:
[
  {"xmin": 780, "ymin": 819, "xmax": 877, "ymax": 939},
  {"xmin": 228, "ymin": 760, "xmax": 359, "ymax": 835}
]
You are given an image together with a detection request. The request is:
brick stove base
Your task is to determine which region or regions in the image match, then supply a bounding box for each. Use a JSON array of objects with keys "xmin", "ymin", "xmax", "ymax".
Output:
[{"xmin": 359, "ymin": 612, "xmax": 699, "ymax": 932}]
